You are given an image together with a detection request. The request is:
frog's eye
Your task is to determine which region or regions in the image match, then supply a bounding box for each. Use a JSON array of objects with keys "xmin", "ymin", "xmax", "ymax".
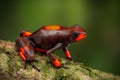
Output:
[{"xmin": 72, "ymin": 31, "xmax": 80, "ymax": 38}]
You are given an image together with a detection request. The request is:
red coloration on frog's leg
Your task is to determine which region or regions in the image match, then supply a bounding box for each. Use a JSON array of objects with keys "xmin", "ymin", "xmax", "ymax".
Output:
[
  {"xmin": 46, "ymin": 43, "xmax": 63, "ymax": 67},
  {"xmin": 52, "ymin": 59, "xmax": 61, "ymax": 67},
  {"xmin": 19, "ymin": 51, "xmax": 26, "ymax": 61},
  {"xmin": 47, "ymin": 52, "xmax": 61, "ymax": 67},
  {"xmin": 63, "ymin": 47, "xmax": 72, "ymax": 60}
]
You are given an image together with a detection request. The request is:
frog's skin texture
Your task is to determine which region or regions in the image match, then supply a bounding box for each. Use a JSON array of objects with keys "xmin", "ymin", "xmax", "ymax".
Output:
[{"xmin": 16, "ymin": 25, "xmax": 86, "ymax": 69}]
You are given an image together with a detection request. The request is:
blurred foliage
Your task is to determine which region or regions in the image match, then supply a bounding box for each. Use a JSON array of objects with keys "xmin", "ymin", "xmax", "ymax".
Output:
[{"xmin": 0, "ymin": 0, "xmax": 120, "ymax": 75}]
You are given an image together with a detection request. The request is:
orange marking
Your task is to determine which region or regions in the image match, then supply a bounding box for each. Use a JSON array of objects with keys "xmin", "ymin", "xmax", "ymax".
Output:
[
  {"xmin": 24, "ymin": 32, "xmax": 32, "ymax": 37},
  {"xmin": 44, "ymin": 25, "xmax": 61, "ymax": 30},
  {"xmin": 25, "ymin": 45, "xmax": 30, "ymax": 50},
  {"xmin": 52, "ymin": 59, "xmax": 61, "ymax": 67},
  {"xmin": 76, "ymin": 34, "xmax": 85, "ymax": 41},
  {"xmin": 20, "ymin": 47, "xmax": 25, "ymax": 53},
  {"xmin": 65, "ymin": 50, "xmax": 71, "ymax": 58},
  {"xmin": 19, "ymin": 52, "xmax": 26, "ymax": 61}
]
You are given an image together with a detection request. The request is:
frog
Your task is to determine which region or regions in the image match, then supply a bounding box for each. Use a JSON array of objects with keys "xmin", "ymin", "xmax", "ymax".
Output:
[{"xmin": 16, "ymin": 25, "xmax": 86, "ymax": 71}]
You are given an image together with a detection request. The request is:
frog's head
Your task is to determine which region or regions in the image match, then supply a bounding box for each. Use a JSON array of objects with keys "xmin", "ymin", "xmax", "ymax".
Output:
[{"xmin": 70, "ymin": 25, "xmax": 87, "ymax": 42}]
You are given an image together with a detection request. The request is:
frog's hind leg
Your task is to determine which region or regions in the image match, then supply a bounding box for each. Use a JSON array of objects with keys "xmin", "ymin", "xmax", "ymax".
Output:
[
  {"xmin": 16, "ymin": 37, "xmax": 35, "ymax": 61},
  {"xmin": 16, "ymin": 37, "xmax": 40, "ymax": 72}
]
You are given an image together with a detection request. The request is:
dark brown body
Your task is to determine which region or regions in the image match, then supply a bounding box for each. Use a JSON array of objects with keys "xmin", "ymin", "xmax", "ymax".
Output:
[
  {"xmin": 28, "ymin": 27, "xmax": 73, "ymax": 50},
  {"xmin": 16, "ymin": 25, "xmax": 86, "ymax": 68}
]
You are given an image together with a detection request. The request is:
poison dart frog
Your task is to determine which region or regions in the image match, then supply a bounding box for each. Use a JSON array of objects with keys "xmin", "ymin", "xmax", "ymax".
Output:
[{"xmin": 16, "ymin": 25, "xmax": 86, "ymax": 70}]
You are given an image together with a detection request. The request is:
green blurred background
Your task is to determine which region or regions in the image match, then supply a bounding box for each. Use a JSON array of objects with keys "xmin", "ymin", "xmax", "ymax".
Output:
[{"xmin": 0, "ymin": 0, "xmax": 120, "ymax": 75}]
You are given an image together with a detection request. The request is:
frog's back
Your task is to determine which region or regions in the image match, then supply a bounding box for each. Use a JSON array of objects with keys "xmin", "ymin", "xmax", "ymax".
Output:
[{"xmin": 28, "ymin": 25, "xmax": 71, "ymax": 49}]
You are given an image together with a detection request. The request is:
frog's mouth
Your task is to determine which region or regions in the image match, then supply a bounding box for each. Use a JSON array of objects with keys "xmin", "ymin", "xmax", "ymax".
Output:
[{"xmin": 75, "ymin": 32, "xmax": 87, "ymax": 41}]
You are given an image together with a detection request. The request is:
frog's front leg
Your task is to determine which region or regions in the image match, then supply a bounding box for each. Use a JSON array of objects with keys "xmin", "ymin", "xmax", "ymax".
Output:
[
  {"xmin": 46, "ymin": 43, "xmax": 63, "ymax": 67},
  {"xmin": 63, "ymin": 47, "xmax": 72, "ymax": 61}
]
